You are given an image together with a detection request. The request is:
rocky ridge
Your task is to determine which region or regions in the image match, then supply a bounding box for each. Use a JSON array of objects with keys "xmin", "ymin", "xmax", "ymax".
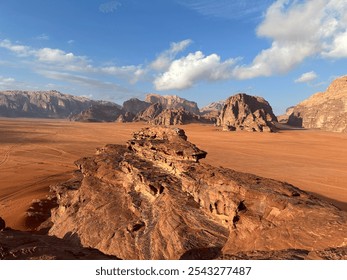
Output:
[
  {"xmin": 217, "ymin": 93, "xmax": 278, "ymax": 132},
  {"xmin": 287, "ymin": 76, "xmax": 347, "ymax": 132},
  {"xmin": 0, "ymin": 90, "xmax": 96, "ymax": 118},
  {"xmin": 45, "ymin": 127, "xmax": 347, "ymax": 259}
]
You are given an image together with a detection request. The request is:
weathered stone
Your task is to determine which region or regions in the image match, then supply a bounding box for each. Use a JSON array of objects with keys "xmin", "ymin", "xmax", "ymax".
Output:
[
  {"xmin": 69, "ymin": 103, "xmax": 123, "ymax": 122},
  {"xmin": 217, "ymin": 93, "xmax": 278, "ymax": 132},
  {"xmin": 0, "ymin": 227, "xmax": 118, "ymax": 260},
  {"xmin": 287, "ymin": 75, "xmax": 347, "ymax": 132},
  {"xmin": 48, "ymin": 127, "xmax": 347, "ymax": 260}
]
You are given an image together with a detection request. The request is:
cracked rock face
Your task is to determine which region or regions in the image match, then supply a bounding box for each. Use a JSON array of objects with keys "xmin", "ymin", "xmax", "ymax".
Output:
[
  {"xmin": 287, "ymin": 76, "xmax": 347, "ymax": 132},
  {"xmin": 217, "ymin": 93, "xmax": 278, "ymax": 132},
  {"xmin": 48, "ymin": 127, "xmax": 347, "ymax": 259}
]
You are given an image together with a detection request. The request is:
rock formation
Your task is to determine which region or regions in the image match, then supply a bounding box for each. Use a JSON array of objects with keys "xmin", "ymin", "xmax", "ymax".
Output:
[
  {"xmin": 145, "ymin": 93, "xmax": 200, "ymax": 114},
  {"xmin": 277, "ymin": 106, "xmax": 294, "ymax": 123},
  {"xmin": 122, "ymin": 98, "xmax": 151, "ymax": 115},
  {"xmin": 287, "ymin": 76, "xmax": 347, "ymax": 132},
  {"xmin": 0, "ymin": 90, "xmax": 95, "ymax": 118},
  {"xmin": 217, "ymin": 93, "xmax": 278, "ymax": 132},
  {"xmin": 200, "ymin": 100, "xmax": 225, "ymax": 122},
  {"xmin": 135, "ymin": 102, "xmax": 164, "ymax": 122},
  {"xmin": 46, "ymin": 127, "xmax": 347, "ymax": 260},
  {"xmin": 148, "ymin": 109, "xmax": 213, "ymax": 126},
  {"xmin": 69, "ymin": 103, "xmax": 123, "ymax": 122},
  {"xmin": 0, "ymin": 221, "xmax": 117, "ymax": 260}
]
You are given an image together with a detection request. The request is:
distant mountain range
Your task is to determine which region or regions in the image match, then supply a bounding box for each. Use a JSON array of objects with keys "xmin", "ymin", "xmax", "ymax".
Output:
[{"xmin": 2, "ymin": 75, "xmax": 347, "ymax": 133}]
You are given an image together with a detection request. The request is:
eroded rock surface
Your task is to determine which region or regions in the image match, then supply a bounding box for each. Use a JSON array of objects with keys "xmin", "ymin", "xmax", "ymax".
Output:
[
  {"xmin": 48, "ymin": 127, "xmax": 347, "ymax": 259},
  {"xmin": 288, "ymin": 76, "xmax": 347, "ymax": 132},
  {"xmin": 0, "ymin": 225, "xmax": 117, "ymax": 260},
  {"xmin": 217, "ymin": 93, "xmax": 278, "ymax": 132}
]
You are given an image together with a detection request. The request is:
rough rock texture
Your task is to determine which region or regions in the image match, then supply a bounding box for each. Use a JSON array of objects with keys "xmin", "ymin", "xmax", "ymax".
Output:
[
  {"xmin": 70, "ymin": 103, "xmax": 123, "ymax": 122},
  {"xmin": 217, "ymin": 93, "xmax": 278, "ymax": 132},
  {"xmin": 200, "ymin": 101, "xmax": 225, "ymax": 113},
  {"xmin": 149, "ymin": 109, "xmax": 213, "ymax": 125},
  {"xmin": 287, "ymin": 76, "xmax": 347, "ymax": 132},
  {"xmin": 123, "ymin": 98, "xmax": 151, "ymax": 115},
  {"xmin": 277, "ymin": 106, "xmax": 295, "ymax": 123},
  {"xmin": 135, "ymin": 102, "xmax": 164, "ymax": 122},
  {"xmin": 0, "ymin": 90, "xmax": 95, "ymax": 118},
  {"xmin": 145, "ymin": 93, "xmax": 200, "ymax": 114},
  {"xmin": 200, "ymin": 100, "xmax": 225, "ymax": 123},
  {"xmin": 0, "ymin": 225, "xmax": 118, "ymax": 260},
  {"xmin": 116, "ymin": 112, "xmax": 136, "ymax": 123},
  {"xmin": 48, "ymin": 127, "xmax": 347, "ymax": 260}
]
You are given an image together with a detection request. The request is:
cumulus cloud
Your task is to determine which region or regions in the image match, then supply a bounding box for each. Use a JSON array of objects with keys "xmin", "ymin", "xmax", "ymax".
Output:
[
  {"xmin": 154, "ymin": 51, "xmax": 236, "ymax": 90},
  {"xmin": 234, "ymin": 0, "xmax": 347, "ymax": 78},
  {"xmin": 295, "ymin": 71, "xmax": 318, "ymax": 83},
  {"xmin": 99, "ymin": 1, "xmax": 121, "ymax": 13},
  {"xmin": 150, "ymin": 39, "xmax": 193, "ymax": 71},
  {"xmin": 0, "ymin": 39, "xmax": 32, "ymax": 57}
]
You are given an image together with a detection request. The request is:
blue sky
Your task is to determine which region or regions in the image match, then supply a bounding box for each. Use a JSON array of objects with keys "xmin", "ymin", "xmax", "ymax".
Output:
[{"xmin": 0, "ymin": 0, "xmax": 347, "ymax": 114}]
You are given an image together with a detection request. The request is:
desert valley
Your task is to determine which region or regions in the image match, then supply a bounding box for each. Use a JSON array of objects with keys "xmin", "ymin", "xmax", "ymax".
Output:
[{"xmin": 0, "ymin": 76, "xmax": 347, "ymax": 260}]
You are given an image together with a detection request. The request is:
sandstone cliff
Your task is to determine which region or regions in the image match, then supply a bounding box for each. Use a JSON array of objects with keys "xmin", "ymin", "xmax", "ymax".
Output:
[
  {"xmin": 69, "ymin": 103, "xmax": 123, "ymax": 122},
  {"xmin": 122, "ymin": 98, "xmax": 151, "ymax": 115},
  {"xmin": 47, "ymin": 127, "xmax": 347, "ymax": 260},
  {"xmin": 217, "ymin": 93, "xmax": 278, "ymax": 132},
  {"xmin": 287, "ymin": 76, "xmax": 347, "ymax": 132},
  {"xmin": 0, "ymin": 90, "xmax": 95, "ymax": 118},
  {"xmin": 145, "ymin": 93, "xmax": 200, "ymax": 114}
]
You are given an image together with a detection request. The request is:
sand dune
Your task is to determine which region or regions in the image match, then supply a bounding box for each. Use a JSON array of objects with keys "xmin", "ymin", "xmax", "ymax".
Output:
[{"xmin": 0, "ymin": 118, "xmax": 346, "ymax": 230}]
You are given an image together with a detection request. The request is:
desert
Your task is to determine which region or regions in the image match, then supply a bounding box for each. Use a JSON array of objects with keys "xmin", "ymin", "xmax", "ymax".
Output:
[{"xmin": 0, "ymin": 115, "xmax": 347, "ymax": 259}]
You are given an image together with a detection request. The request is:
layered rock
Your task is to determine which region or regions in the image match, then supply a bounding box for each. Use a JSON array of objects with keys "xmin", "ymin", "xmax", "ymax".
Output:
[
  {"xmin": 149, "ymin": 109, "xmax": 213, "ymax": 126},
  {"xmin": 122, "ymin": 98, "xmax": 151, "ymax": 115},
  {"xmin": 69, "ymin": 103, "xmax": 123, "ymax": 122},
  {"xmin": 0, "ymin": 90, "xmax": 94, "ymax": 118},
  {"xmin": 200, "ymin": 100, "xmax": 225, "ymax": 122},
  {"xmin": 287, "ymin": 76, "xmax": 347, "ymax": 132},
  {"xmin": 277, "ymin": 106, "xmax": 295, "ymax": 123},
  {"xmin": 0, "ymin": 222, "xmax": 117, "ymax": 260},
  {"xmin": 217, "ymin": 93, "xmax": 278, "ymax": 132},
  {"xmin": 145, "ymin": 93, "xmax": 200, "ymax": 114},
  {"xmin": 48, "ymin": 127, "xmax": 347, "ymax": 259}
]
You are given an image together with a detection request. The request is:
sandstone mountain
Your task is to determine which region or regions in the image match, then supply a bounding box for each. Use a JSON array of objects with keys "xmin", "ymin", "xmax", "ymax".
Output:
[
  {"xmin": 277, "ymin": 106, "xmax": 295, "ymax": 123},
  {"xmin": 0, "ymin": 90, "xmax": 96, "ymax": 118},
  {"xmin": 148, "ymin": 108, "xmax": 212, "ymax": 125},
  {"xmin": 43, "ymin": 127, "xmax": 347, "ymax": 260},
  {"xmin": 69, "ymin": 103, "xmax": 123, "ymax": 122},
  {"xmin": 122, "ymin": 98, "xmax": 151, "ymax": 115},
  {"xmin": 200, "ymin": 100, "xmax": 225, "ymax": 114},
  {"xmin": 287, "ymin": 76, "xmax": 347, "ymax": 132},
  {"xmin": 217, "ymin": 93, "xmax": 278, "ymax": 132},
  {"xmin": 145, "ymin": 93, "xmax": 200, "ymax": 114}
]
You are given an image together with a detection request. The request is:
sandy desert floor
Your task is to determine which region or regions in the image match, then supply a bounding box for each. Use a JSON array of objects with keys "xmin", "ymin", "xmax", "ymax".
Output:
[{"xmin": 0, "ymin": 118, "xmax": 346, "ymax": 230}]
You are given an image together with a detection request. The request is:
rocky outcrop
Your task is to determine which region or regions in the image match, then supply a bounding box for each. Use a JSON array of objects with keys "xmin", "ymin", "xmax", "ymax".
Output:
[
  {"xmin": 0, "ymin": 223, "xmax": 117, "ymax": 260},
  {"xmin": 135, "ymin": 102, "xmax": 164, "ymax": 122},
  {"xmin": 149, "ymin": 109, "xmax": 213, "ymax": 126},
  {"xmin": 200, "ymin": 100, "xmax": 225, "ymax": 123},
  {"xmin": 0, "ymin": 90, "xmax": 95, "ymax": 118},
  {"xmin": 287, "ymin": 76, "xmax": 347, "ymax": 132},
  {"xmin": 145, "ymin": 94, "xmax": 200, "ymax": 114},
  {"xmin": 217, "ymin": 93, "xmax": 278, "ymax": 132},
  {"xmin": 47, "ymin": 127, "xmax": 347, "ymax": 260},
  {"xmin": 123, "ymin": 98, "xmax": 151, "ymax": 115},
  {"xmin": 277, "ymin": 106, "xmax": 295, "ymax": 123},
  {"xmin": 69, "ymin": 103, "xmax": 123, "ymax": 122}
]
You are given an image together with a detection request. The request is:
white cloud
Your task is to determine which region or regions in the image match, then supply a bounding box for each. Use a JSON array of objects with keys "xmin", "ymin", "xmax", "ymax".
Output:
[
  {"xmin": 0, "ymin": 39, "xmax": 32, "ymax": 57},
  {"xmin": 295, "ymin": 71, "xmax": 318, "ymax": 83},
  {"xmin": 38, "ymin": 70, "xmax": 132, "ymax": 93},
  {"xmin": 101, "ymin": 65, "xmax": 146, "ymax": 83},
  {"xmin": 99, "ymin": 1, "xmax": 121, "ymax": 13},
  {"xmin": 0, "ymin": 76, "xmax": 15, "ymax": 86},
  {"xmin": 154, "ymin": 51, "xmax": 236, "ymax": 90},
  {"xmin": 234, "ymin": 0, "xmax": 347, "ymax": 78},
  {"xmin": 35, "ymin": 34, "xmax": 49, "ymax": 40},
  {"xmin": 150, "ymin": 39, "xmax": 193, "ymax": 71}
]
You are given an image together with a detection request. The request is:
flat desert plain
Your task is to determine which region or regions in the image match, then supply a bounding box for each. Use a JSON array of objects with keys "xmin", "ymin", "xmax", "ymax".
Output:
[{"xmin": 0, "ymin": 118, "xmax": 346, "ymax": 231}]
